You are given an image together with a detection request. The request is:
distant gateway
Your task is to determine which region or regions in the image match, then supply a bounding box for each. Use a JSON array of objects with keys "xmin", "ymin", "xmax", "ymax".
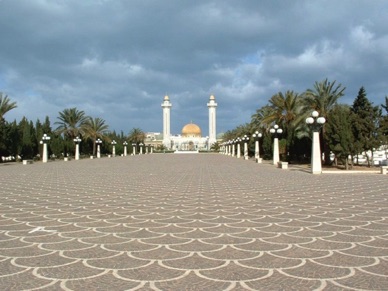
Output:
[{"xmin": 161, "ymin": 95, "xmax": 218, "ymax": 151}]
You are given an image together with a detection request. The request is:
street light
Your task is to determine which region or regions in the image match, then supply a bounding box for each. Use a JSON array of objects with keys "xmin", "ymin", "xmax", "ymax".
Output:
[
  {"xmin": 111, "ymin": 140, "xmax": 117, "ymax": 157},
  {"xmin": 73, "ymin": 136, "xmax": 81, "ymax": 160},
  {"xmin": 242, "ymin": 135, "xmax": 249, "ymax": 160},
  {"xmin": 96, "ymin": 138, "xmax": 102, "ymax": 158},
  {"xmin": 252, "ymin": 131, "xmax": 263, "ymax": 163},
  {"xmin": 306, "ymin": 110, "xmax": 326, "ymax": 174},
  {"xmin": 123, "ymin": 141, "xmax": 128, "ymax": 156},
  {"xmin": 270, "ymin": 124, "xmax": 283, "ymax": 165},
  {"xmin": 40, "ymin": 134, "xmax": 50, "ymax": 163}
]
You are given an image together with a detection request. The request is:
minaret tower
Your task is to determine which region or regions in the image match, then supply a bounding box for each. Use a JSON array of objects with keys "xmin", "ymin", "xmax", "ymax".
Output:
[
  {"xmin": 207, "ymin": 94, "xmax": 217, "ymax": 146},
  {"xmin": 161, "ymin": 95, "xmax": 172, "ymax": 149}
]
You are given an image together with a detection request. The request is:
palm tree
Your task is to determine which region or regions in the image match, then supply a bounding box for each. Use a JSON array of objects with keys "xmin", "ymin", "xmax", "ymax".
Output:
[
  {"xmin": 251, "ymin": 105, "xmax": 275, "ymax": 130},
  {"xmin": 303, "ymin": 79, "xmax": 346, "ymax": 164},
  {"xmin": 128, "ymin": 128, "xmax": 146, "ymax": 144},
  {"xmin": 55, "ymin": 108, "xmax": 88, "ymax": 156},
  {"xmin": 303, "ymin": 79, "xmax": 345, "ymax": 115},
  {"xmin": 55, "ymin": 108, "xmax": 88, "ymax": 139},
  {"xmin": 0, "ymin": 93, "xmax": 17, "ymax": 122},
  {"xmin": 83, "ymin": 117, "xmax": 109, "ymax": 155},
  {"xmin": 258, "ymin": 91, "xmax": 305, "ymax": 159}
]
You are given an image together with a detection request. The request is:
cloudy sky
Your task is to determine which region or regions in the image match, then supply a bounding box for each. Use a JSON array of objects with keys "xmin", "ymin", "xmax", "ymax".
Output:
[{"xmin": 1, "ymin": 0, "xmax": 387, "ymax": 136}]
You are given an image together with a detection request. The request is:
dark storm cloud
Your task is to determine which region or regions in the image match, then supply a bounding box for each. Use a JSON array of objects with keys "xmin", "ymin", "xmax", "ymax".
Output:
[{"xmin": 0, "ymin": 0, "xmax": 387, "ymax": 135}]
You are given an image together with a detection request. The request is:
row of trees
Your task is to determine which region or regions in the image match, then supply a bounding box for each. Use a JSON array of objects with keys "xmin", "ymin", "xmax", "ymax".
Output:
[
  {"xmin": 223, "ymin": 79, "xmax": 387, "ymax": 168},
  {"xmin": 0, "ymin": 93, "xmax": 147, "ymax": 161},
  {"xmin": 2, "ymin": 79, "xmax": 387, "ymax": 166}
]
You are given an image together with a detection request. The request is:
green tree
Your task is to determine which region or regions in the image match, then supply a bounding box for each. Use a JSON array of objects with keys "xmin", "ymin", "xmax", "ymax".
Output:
[
  {"xmin": 251, "ymin": 105, "xmax": 275, "ymax": 130},
  {"xmin": 128, "ymin": 128, "xmax": 145, "ymax": 143},
  {"xmin": 303, "ymin": 79, "xmax": 346, "ymax": 165},
  {"xmin": 260, "ymin": 91, "xmax": 305, "ymax": 160},
  {"xmin": 55, "ymin": 108, "xmax": 88, "ymax": 156},
  {"xmin": 210, "ymin": 141, "xmax": 220, "ymax": 152},
  {"xmin": 128, "ymin": 128, "xmax": 146, "ymax": 154},
  {"xmin": 351, "ymin": 87, "xmax": 382, "ymax": 166},
  {"xmin": 0, "ymin": 93, "xmax": 17, "ymax": 122},
  {"xmin": 0, "ymin": 120, "xmax": 20, "ymax": 160},
  {"xmin": 55, "ymin": 108, "xmax": 88, "ymax": 138},
  {"xmin": 19, "ymin": 118, "xmax": 37, "ymax": 159},
  {"xmin": 83, "ymin": 117, "xmax": 109, "ymax": 156},
  {"xmin": 326, "ymin": 104, "xmax": 355, "ymax": 169}
]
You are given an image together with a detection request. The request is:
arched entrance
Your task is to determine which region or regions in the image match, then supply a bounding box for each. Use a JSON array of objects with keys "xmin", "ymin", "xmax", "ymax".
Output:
[{"xmin": 188, "ymin": 141, "xmax": 195, "ymax": 151}]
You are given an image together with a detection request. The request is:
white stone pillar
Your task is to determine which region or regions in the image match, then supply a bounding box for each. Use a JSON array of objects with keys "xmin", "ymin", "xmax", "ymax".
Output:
[
  {"xmin": 75, "ymin": 143, "xmax": 80, "ymax": 160},
  {"xmin": 311, "ymin": 131, "xmax": 323, "ymax": 174},
  {"xmin": 42, "ymin": 143, "xmax": 48, "ymax": 163},
  {"xmin": 244, "ymin": 142, "xmax": 248, "ymax": 160},
  {"xmin": 161, "ymin": 95, "xmax": 172, "ymax": 149},
  {"xmin": 232, "ymin": 143, "xmax": 235, "ymax": 157},
  {"xmin": 132, "ymin": 144, "xmax": 136, "ymax": 155},
  {"xmin": 255, "ymin": 140, "xmax": 259, "ymax": 160},
  {"xmin": 237, "ymin": 143, "xmax": 241, "ymax": 159},
  {"xmin": 273, "ymin": 137, "xmax": 279, "ymax": 165},
  {"xmin": 97, "ymin": 145, "xmax": 101, "ymax": 158},
  {"xmin": 140, "ymin": 144, "xmax": 143, "ymax": 155},
  {"xmin": 207, "ymin": 95, "xmax": 217, "ymax": 147},
  {"xmin": 41, "ymin": 134, "xmax": 50, "ymax": 163},
  {"xmin": 124, "ymin": 144, "xmax": 127, "ymax": 156}
]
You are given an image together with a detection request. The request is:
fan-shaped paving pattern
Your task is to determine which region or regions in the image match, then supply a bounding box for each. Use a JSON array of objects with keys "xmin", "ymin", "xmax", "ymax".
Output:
[{"xmin": 0, "ymin": 154, "xmax": 387, "ymax": 289}]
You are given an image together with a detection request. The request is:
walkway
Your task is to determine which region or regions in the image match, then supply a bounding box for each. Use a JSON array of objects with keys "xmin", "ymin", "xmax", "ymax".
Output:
[{"xmin": 0, "ymin": 154, "xmax": 387, "ymax": 290}]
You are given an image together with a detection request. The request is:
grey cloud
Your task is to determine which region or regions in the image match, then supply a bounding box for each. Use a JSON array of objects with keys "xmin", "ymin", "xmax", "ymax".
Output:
[{"xmin": 0, "ymin": 0, "xmax": 387, "ymax": 135}]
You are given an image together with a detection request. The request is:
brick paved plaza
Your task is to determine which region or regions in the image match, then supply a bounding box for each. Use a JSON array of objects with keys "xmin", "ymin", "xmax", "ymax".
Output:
[{"xmin": 0, "ymin": 154, "xmax": 387, "ymax": 290}]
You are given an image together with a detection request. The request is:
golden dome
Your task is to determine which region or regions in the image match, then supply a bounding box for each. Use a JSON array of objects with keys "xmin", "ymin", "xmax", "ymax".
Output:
[{"xmin": 182, "ymin": 123, "xmax": 202, "ymax": 137}]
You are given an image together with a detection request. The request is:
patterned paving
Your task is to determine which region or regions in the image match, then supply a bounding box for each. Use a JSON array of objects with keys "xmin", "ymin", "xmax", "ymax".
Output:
[{"xmin": 0, "ymin": 154, "xmax": 387, "ymax": 290}]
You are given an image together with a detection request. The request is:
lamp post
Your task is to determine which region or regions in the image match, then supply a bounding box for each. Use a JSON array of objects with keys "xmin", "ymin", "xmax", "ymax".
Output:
[
  {"xmin": 123, "ymin": 141, "xmax": 128, "ymax": 156},
  {"xmin": 306, "ymin": 111, "xmax": 326, "ymax": 174},
  {"xmin": 270, "ymin": 125, "xmax": 283, "ymax": 165},
  {"xmin": 40, "ymin": 134, "xmax": 50, "ymax": 163},
  {"xmin": 111, "ymin": 140, "xmax": 117, "ymax": 157},
  {"xmin": 236, "ymin": 137, "xmax": 242, "ymax": 158},
  {"xmin": 139, "ymin": 142, "xmax": 144, "ymax": 155},
  {"xmin": 231, "ymin": 140, "xmax": 236, "ymax": 157},
  {"xmin": 96, "ymin": 138, "xmax": 102, "ymax": 158},
  {"xmin": 242, "ymin": 135, "xmax": 249, "ymax": 160},
  {"xmin": 132, "ymin": 143, "xmax": 137, "ymax": 155},
  {"xmin": 73, "ymin": 136, "xmax": 81, "ymax": 160},
  {"xmin": 252, "ymin": 131, "xmax": 263, "ymax": 163}
]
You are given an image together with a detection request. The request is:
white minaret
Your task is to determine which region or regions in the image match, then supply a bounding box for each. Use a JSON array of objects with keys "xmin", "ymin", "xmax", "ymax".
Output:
[
  {"xmin": 207, "ymin": 94, "xmax": 217, "ymax": 146},
  {"xmin": 161, "ymin": 95, "xmax": 172, "ymax": 149}
]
